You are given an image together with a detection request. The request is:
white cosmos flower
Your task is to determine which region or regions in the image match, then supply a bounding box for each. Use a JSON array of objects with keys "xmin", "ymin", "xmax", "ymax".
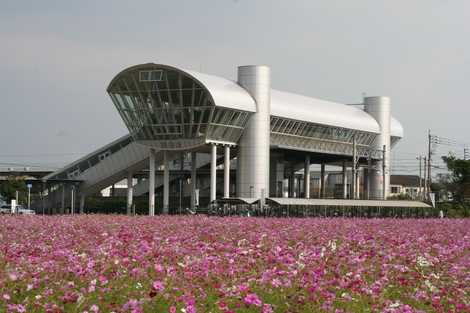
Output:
[
  {"xmin": 389, "ymin": 301, "xmax": 401, "ymax": 308},
  {"xmin": 320, "ymin": 247, "xmax": 326, "ymax": 258},
  {"xmin": 425, "ymin": 279, "xmax": 438, "ymax": 292},
  {"xmin": 327, "ymin": 240, "xmax": 337, "ymax": 252},
  {"xmin": 417, "ymin": 255, "xmax": 432, "ymax": 267}
]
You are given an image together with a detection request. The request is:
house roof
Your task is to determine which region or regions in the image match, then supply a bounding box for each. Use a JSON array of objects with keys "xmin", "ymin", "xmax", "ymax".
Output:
[{"xmin": 390, "ymin": 175, "xmax": 420, "ymax": 187}]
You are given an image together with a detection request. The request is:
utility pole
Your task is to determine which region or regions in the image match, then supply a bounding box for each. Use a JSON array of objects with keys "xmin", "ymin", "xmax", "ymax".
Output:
[
  {"xmin": 417, "ymin": 156, "xmax": 423, "ymax": 200},
  {"xmin": 423, "ymin": 156, "xmax": 427, "ymax": 200},
  {"xmin": 427, "ymin": 130, "xmax": 432, "ymax": 197},
  {"xmin": 464, "ymin": 147, "xmax": 469, "ymax": 160}
]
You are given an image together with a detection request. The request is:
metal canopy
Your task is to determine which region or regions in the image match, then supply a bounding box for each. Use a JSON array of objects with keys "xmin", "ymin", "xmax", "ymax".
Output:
[
  {"xmin": 267, "ymin": 198, "xmax": 431, "ymax": 208},
  {"xmin": 218, "ymin": 197, "xmax": 259, "ymax": 204}
]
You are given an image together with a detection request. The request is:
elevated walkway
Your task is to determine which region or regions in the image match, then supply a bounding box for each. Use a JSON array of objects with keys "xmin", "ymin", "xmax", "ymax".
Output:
[
  {"xmin": 43, "ymin": 135, "xmax": 174, "ymax": 208},
  {"xmin": 43, "ymin": 135, "xmax": 150, "ymax": 195},
  {"xmin": 41, "ymin": 135, "xmax": 222, "ymax": 210}
]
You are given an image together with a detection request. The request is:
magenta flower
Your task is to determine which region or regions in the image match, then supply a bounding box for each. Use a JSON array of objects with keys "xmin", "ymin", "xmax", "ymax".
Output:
[
  {"xmin": 1, "ymin": 215, "xmax": 469, "ymax": 312},
  {"xmin": 152, "ymin": 280, "xmax": 165, "ymax": 292},
  {"xmin": 244, "ymin": 293, "xmax": 262, "ymax": 306},
  {"xmin": 262, "ymin": 304, "xmax": 273, "ymax": 313},
  {"xmin": 154, "ymin": 264, "xmax": 164, "ymax": 272}
]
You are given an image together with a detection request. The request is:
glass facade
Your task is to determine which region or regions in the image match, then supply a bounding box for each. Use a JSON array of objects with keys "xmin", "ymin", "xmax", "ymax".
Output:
[
  {"xmin": 270, "ymin": 116, "xmax": 381, "ymax": 158},
  {"xmin": 108, "ymin": 65, "xmax": 251, "ymax": 149}
]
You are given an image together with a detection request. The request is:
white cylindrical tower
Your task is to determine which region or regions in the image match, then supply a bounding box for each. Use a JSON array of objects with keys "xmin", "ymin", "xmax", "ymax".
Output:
[
  {"xmin": 236, "ymin": 65, "xmax": 271, "ymax": 199},
  {"xmin": 364, "ymin": 96, "xmax": 391, "ymax": 200}
]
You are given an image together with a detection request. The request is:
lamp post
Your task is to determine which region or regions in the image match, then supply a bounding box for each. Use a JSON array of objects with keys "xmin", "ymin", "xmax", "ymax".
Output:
[{"xmin": 27, "ymin": 183, "xmax": 32, "ymax": 209}]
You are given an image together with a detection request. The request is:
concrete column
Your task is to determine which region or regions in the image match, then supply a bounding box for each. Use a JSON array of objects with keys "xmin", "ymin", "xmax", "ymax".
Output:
[
  {"xmin": 277, "ymin": 161, "xmax": 285, "ymax": 197},
  {"xmin": 163, "ymin": 150, "xmax": 169, "ymax": 214},
  {"xmin": 292, "ymin": 176, "xmax": 298, "ymax": 198},
  {"xmin": 79, "ymin": 194, "xmax": 85, "ymax": 214},
  {"xmin": 282, "ymin": 178, "xmax": 288, "ymax": 198},
  {"xmin": 364, "ymin": 96, "xmax": 391, "ymax": 200},
  {"xmin": 70, "ymin": 186, "xmax": 75, "ymax": 215},
  {"xmin": 178, "ymin": 153, "xmax": 184, "ymax": 213},
  {"xmin": 356, "ymin": 169, "xmax": 361, "ymax": 199},
  {"xmin": 320, "ymin": 163, "xmax": 326, "ymax": 198},
  {"xmin": 224, "ymin": 145, "xmax": 230, "ymax": 198},
  {"xmin": 352, "ymin": 136, "xmax": 357, "ymax": 200},
  {"xmin": 366, "ymin": 155, "xmax": 372, "ymax": 199},
  {"xmin": 297, "ymin": 176, "xmax": 301, "ymax": 198},
  {"xmin": 288, "ymin": 167, "xmax": 295, "ymax": 198},
  {"xmin": 61, "ymin": 184, "xmax": 65, "ymax": 214},
  {"xmin": 210, "ymin": 144, "xmax": 217, "ymax": 202},
  {"xmin": 190, "ymin": 152, "xmax": 197, "ymax": 209},
  {"xmin": 304, "ymin": 155, "xmax": 311, "ymax": 199},
  {"xmin": 342, "ymin": 161, "xmax": 348, "ymax": 199},
  {"xmin": 149, "ymin": 149, "xmax": 156, "ymax": 216},
  {"xmin": 126, "ymin": 171, "xmax": 133, "ymax": 215},
  {"xmin": 236, "ymin": 65, "xmax": 271, "ymax": 198}
]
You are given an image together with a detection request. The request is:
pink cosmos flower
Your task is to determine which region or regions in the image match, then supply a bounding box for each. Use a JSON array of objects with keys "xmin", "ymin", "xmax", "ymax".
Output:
[
  {"xmin": 154, "ymin": 264, "xmax": 164, "ymax": 272},
  {"xmin": 152, "ymin": 280, "xmax": 165, "ymax": 292},
  {"xmin": 244, "ymin": 293, "xmax": 262, "ymax": 306},
  {"xmin": 262, "ymin": 304, "xmax": 274, "ymax": 313},
  {"xmin": 7, "ymin": 304, "xmax": 26, "ymax": 313},
  {"xmin": 183, "ymin": 305, "xmax": 196, "ymax": 313},
  {"xmin": 8, "ymin": 272, "xmax": 18, "ymax": 281}
]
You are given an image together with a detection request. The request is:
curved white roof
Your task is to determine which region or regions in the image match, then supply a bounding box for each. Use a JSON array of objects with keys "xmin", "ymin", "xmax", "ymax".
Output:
[
  {"xmin": 184, "ymin": 69, "xmax": 257, "ymax": 112},
  {"xmin": 107, "ymin": 64, "xmax": 257, "ymax": 113},
  {"xmin": 391, "ymin": 117, "xmax": 404, "ymax": 138},
  {"xmin": 184, "ymin": 69, "xmax": 405, "ymax": 136},
  {"xmin": 271, "ymin": 90, "xmax": 381, "ymax": 133},
  {"xmin": 109, "ymin": 64, "xmax": 403, "ymax": 136}
]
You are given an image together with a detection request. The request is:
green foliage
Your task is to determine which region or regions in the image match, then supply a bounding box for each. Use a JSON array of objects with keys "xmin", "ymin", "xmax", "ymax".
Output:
[
  {"xmin": 437, "ymin": 202, "xmax": 470, "ymax": 218},
  {"xmin": 441, "ymin": 154, "xmax": 470, "ymax": 201},
  {"xmin": 442, "ymin": 155, "xmax": 470, "ymax": 184},
  {"xmin": 387, "ymin": 193, "xmax": 413, "ymax": 200},
  {"xmin": 84, "ymin": 196, "xmax": 154, "ymax": 215},
  {"xmin": 0, "ymin": 177, "xmax": 27, "ymax": 204}
]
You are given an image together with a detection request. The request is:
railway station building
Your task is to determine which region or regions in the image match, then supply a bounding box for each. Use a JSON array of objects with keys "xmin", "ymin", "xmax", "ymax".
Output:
[{"xmin": 42, "ymin": 63, "xmax": 410, "ymax": 215}]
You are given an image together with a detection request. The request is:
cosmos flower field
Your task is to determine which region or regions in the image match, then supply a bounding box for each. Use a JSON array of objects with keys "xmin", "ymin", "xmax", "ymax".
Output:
[{"xmin": 1, "ymin": 216, "xmax": 469, "ymax": 313}]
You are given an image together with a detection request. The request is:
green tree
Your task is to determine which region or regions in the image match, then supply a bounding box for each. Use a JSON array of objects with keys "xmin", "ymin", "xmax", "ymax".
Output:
[
  {"xmin": 0, "ymin": 177, "xmax": 27, "ymax": 204},
  {"xmin": 442, "ymin": 154, "xmax": 470, "ymax": 202}
]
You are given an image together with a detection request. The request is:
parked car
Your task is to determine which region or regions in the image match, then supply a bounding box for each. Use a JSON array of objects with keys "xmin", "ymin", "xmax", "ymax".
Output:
[
  {"xmin": 18, "ymin": 207, "xmax": 36, "ymax": 215},
  {"xmin": 0, "ymin": 205, "xmax": 36, "ymax": 215},
  {"xmin": 0, "ymin": 205, "xmax": 11, "ymax": 214}
]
